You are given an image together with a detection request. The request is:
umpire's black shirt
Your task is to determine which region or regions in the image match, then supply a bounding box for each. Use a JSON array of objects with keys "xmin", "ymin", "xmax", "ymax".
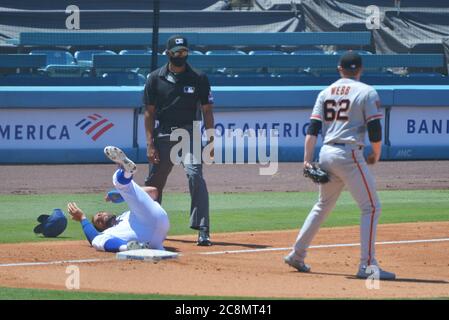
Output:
[{"xmin": 143, "ymin": 63, "xmax": 213, "ymax": 129}]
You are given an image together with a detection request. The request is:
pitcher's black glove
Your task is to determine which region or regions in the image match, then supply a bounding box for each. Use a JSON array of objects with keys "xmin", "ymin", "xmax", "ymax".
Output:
[{"xmin": 303, "ymin": 165, "xmax": 330, "ymax": 184}]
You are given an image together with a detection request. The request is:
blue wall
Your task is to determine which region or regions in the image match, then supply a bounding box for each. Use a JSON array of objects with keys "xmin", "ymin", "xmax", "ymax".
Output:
[{"xmin": 1, "ymin": 85, "xmax": 448, "ymax": 163}]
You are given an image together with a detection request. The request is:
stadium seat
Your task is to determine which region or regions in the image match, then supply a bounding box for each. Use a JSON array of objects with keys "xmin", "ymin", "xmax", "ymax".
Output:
[
  {"xmin": 204, "ymin": 50, "xmax": 245, "ymax": 74},
  {"xmin": 205, "ymin": 50, "xmax": 246, "ymax": 55},
  {"xmin": 291, "ymin": 50, "xmax": 327, "ymax": 55},
  {"xmin": 363, "ymin": 71, "xmax": 397, "ymax": 77},
  {"xmin": 290, "ymin": 50, "xmax": 329, "ymax": 73},
  {"xmin": 119, "ymin": 49, "xmax": 152, "ymax": 55},
  {"xmin": 248, "ymin": 50, "xmax": 292, "ymax": 74},
  {"xmin": 137, "ymin": 73, "xmax": 147, "ymax": 85},
  {"xmin": 44, "ymin": 65, "xmax": 90, "ymax": 78},
  {"xmin": 101, "ymin": 71, "xmax": 142, "ymax": 86},
  {"xmin": 407, "ymin": 72, "xmax": 445, "ymax": 78},
  {"xmin": 248, "ymin": 50, "xmax": 287, "ymax": 55},
  {"xmin": 332, "ymin": 50, "xmax": 373, "ymax": 56},
  {"xmin": 30, "ymin": 50, "xmax": 76, "ymax": 65},
  {"xmin": 75, "ymin": 50, "xmax": 116, "ymax": 67}
]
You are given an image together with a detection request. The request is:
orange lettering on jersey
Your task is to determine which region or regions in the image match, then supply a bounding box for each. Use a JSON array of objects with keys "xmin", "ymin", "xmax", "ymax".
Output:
[{"xmin": 333, "ymin": 86, "xmax": 351, "ymax": 96}]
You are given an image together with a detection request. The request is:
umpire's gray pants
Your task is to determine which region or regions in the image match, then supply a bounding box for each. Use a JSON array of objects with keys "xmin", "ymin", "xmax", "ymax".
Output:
[
  {"xmin": 292, "ymin": 144, "xmax": 381, "ymax": 267},
  {"xmin": 145, "ymin": 136, "xmax": 210, "ymax": 231}
]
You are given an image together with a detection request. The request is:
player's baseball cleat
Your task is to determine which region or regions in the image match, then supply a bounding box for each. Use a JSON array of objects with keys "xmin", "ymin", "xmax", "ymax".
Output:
[
  {"xmin": 126, "ymin": 241, "xmax": 151, "ymax": 251},
  {"xmin": 284, "ymin": 252, "xmax": 311, "ymax": 273},
  {"xmin": 104, "ymin": 146, "xmax": 137, "ymax": 175},
  {"xmin": 356, "ymin": 265, "xmax": 396, "ymax": 280},
  {"xmin": 197, "ymin": 229, "xmax": 212, "ymax": 246}
]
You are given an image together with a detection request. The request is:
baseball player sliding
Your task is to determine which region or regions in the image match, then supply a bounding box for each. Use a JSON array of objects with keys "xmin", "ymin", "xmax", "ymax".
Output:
[
  {"xmin": 285, "ymin": 52, "xmax": 396, "ymax": 280},
  {"xmin": 67, "ymin": 146, "xmax": 170, "ymax": 252}
]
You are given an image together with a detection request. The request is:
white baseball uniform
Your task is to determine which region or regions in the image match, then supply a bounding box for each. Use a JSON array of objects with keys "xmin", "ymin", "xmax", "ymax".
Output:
[{"xmin": 91, "ymin": 171, "xmax": 170, "ymax": 251}]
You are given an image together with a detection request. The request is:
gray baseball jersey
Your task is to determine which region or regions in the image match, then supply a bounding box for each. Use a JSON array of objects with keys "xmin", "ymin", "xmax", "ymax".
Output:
[
  {"xmin": 310, "ymin": 78, "xmax": 383, "ymax": 146},
  {"xmin": 287, "ymin": 77, "xmax": 386, "ymax": 271}
]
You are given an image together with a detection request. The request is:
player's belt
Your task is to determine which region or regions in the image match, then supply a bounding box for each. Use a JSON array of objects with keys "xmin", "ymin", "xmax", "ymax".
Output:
[{"xmin": 329, "ymin": 143, "xmax": 363, "ymax": 150}]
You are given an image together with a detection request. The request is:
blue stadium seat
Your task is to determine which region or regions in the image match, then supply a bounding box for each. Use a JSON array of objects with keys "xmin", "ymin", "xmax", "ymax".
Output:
[
  {"xmin": 30, "ymin": 50, "xmax": 75, "ymax": 65},
  {"xmin": 190, "ymin": 50, "xmax": 204, "ymax": 55},
  {"xmin": 248, "ymin": 50, "xmax": 287, "ymax": 55},
  {"xmin": 249, "ymin": 50, "xmax": 292, "ymax": 74},
  {"xmin": 101, "ymin": 71, "xmax": 142, "ymax": 86},
  {"xmin": 407, "ymin": 72, "xmax": 445, "ymax": 78},
  {"xmin": 203, "ymin": 50, "xmax": 245, "ymax": 74},
  {"xmin": 205, "ymin": 50, "xmax": 246, "ymax": 55},
  {"xmin": 363, "ymin": 71, "xmax": 397, "ymax": 77},
  {"xmin": 119, "ymin": 49, "xmax": 152, "ymax": 55},
  {"xmin": 75, "ymin": 50, "xmax": 116, "ymax": 66},
  {"xmin": 332, "ymin": 50, "xmax": 373, "ymax": 56},
  {"xmin": 291, "ymin": 50, "xmax": 327, "ymax": 55},
  {"xmin": 44, "ymin": 65, "xmax": 90, "ymax": 78},
  {"xmin": 291, "ymin": 50, "xmax": 330, "ymax": 73}
]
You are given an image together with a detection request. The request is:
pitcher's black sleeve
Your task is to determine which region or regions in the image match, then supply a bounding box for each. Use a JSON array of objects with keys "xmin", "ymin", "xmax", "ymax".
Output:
[
  {"xmin": 307, "ymin": 119, "xmax": 322, "ymax": 136},
  {"xmin": 367, "ymin": 119, "xmax": 382, "ymax": 142}
]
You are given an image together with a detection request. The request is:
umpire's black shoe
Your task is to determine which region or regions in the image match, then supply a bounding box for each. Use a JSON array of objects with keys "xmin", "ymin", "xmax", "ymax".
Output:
[{"xmin": 197, "ymin": 229, "xmax": 212, "ymax": 246}]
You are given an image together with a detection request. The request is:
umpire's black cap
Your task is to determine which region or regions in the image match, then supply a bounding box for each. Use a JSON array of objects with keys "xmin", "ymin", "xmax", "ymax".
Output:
[
  {"xmin": 166, "ymin": 35, "xmax": 188, "ymax": 53},
  {"xmin": 339, "ymin": 51, "xmax": 362, "ymax": 70}
]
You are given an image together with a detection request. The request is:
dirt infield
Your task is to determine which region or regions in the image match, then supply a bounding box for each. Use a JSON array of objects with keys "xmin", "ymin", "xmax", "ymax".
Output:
[
  {"xmin": 1, "ymin": 161, "xmax": 449, "ymax": 195},
  {"xmin": 0, "ymin": 161, "xmax": 448, "ymax": 298},
  {"xmin": 1, "ymin": 222, "xmax": 448, "ymax": 298}
]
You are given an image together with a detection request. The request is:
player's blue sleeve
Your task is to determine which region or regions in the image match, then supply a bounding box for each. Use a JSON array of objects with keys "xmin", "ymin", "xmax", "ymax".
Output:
[
  {"xmin": 81, "ymin": 219, "xmax": 100, "ymax": 244},
  {"xmin": 104, "ymin": 237, "xmax": 128, "ymax": 252}
]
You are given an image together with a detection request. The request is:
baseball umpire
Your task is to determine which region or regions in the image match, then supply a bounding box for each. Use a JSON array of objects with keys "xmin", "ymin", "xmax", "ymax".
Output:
[
  {"xmin": 143, "ymin": 34, "xmax": 215, "ymax": 246},
  {"xmin": 284, "ymin": 52, "xmax": 396, "ymax": 280}
]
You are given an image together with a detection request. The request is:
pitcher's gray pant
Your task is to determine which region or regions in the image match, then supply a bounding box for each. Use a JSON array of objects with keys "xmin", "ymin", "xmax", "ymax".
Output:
[
  {"xmin": 145, "ymin": 136, "xmax": 210, "ymax": 231},
  {"xmin": 292, "ymin": 144, "xmax": 381, "ymax": 267}
]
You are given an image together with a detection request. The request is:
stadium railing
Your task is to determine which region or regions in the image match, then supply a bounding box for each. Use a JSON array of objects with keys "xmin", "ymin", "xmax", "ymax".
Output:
[
  {"xmin": 92, "ymin": 54, "xmax": 445, "ymax": 70},
  {"xmin": 17, "ymin": 31, "xmax": 372, "ymax": 47},
  {"xmin": 0, "ymin": 54, "xmax": 46, "ymax": 68}
]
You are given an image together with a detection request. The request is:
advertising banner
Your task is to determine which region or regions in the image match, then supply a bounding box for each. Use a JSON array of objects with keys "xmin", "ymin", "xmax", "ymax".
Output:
[{"xmin": 0, "ymin": 109, "xmax": 134, "ymax": 149}]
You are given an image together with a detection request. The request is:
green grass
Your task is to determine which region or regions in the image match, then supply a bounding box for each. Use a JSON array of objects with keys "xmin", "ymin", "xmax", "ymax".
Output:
[
  {"xmin": 0, "ymin": 287, "xmax": 267, "ymax": 300},
  {"xmin": 0, "ymin": 286, "xmax": 447, "ymax": 300},
  {"xmin": 0, "ymin": 190, "xmax": 448, "ymax": 244},
  {"xmin": 1, "ymin": 190, "xmax": 448, "ymax": 300}
]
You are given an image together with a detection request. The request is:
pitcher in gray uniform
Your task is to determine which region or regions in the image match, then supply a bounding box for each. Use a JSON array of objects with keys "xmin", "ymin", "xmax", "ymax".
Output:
[{"xmin": 284, "ymin": 52, "xmax": 396, "ymax": 280}]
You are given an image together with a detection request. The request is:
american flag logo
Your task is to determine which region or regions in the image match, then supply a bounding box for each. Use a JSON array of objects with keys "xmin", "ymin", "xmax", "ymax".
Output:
[{"xmin": 75, "ymin": 114, "xmax": 114, "ymax": 141}]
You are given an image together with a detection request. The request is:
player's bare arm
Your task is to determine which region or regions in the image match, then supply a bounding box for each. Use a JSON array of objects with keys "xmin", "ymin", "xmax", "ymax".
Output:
[
  {"xmin": 304, "ymin": 117, "xmax": 322, "ymax": 168},
  {"xmin": 303, "ymin": 134, "xmax": 317, "ymax": 169},
  {"xmin": 367, "ymin": 141, "xmax": 381, "ymax": 165},
  {"xmin": 144, "ymin": 104, "xmax": 160, "ymax": 164}
]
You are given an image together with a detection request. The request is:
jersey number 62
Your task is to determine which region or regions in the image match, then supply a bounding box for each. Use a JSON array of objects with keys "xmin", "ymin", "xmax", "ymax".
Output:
[{"xmin": 324, "ymin": 99, "xmax": 350, "ymax": 122}]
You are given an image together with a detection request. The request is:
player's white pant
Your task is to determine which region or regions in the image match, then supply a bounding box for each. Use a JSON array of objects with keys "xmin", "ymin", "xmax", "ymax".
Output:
[
  {"xmin": 113, "ymin": 171, "xmax": 170, "ymax": 250},
  {"xmin": 292, "ymin": 144, "xmax": 381, "ymax": 267}
]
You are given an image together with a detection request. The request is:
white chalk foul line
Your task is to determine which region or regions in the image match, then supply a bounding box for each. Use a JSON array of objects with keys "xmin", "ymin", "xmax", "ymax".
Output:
[
  {"xmin": 1, "ymin": 237, "xmax": 448, "ymax": 268},
  {"xmin": 0, "ymin": 258, "xmax": 113, "ymax": 268},
  {"xmin": 198, "ymin": 237, "xmax": 449, "ymax": 255}
]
